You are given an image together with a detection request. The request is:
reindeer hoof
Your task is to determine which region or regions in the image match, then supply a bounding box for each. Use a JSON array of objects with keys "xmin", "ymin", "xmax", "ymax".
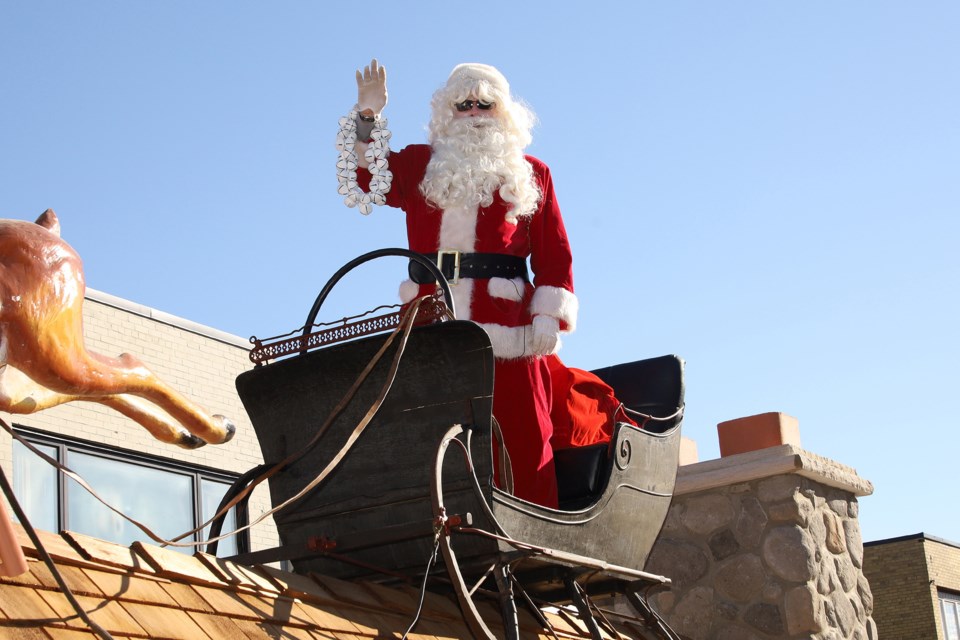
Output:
[
  {"xmin": 176, "ymin": 432, "xmax": 207, "ymax": 450},
  {"xmin": 214, "ymin": 415, "xmax": 237, "ymax": 444}
]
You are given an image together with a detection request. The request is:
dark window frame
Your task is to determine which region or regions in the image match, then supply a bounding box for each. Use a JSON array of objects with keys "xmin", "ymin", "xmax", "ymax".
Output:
[{"xmin": 11, "ymin": 424, "xmax": 249, "ymax": 556}]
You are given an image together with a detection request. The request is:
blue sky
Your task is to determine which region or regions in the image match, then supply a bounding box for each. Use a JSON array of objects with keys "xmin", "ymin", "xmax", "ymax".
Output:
[{"xmin": 2, "ymin": 2, "xmax": 957, "ymax": 544}]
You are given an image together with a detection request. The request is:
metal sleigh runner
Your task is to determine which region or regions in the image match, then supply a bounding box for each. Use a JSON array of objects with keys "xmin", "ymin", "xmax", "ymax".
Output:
[{"xmin": 216, "ymin": 249, "xmax": 686, "ymax": 639}]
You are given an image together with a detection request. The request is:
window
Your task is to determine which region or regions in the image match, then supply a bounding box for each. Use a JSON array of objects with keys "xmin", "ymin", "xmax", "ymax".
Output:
[
  {"xmin": 11, "ymin": 426, "xmax": 247, "ymax": 557},
  {"xmin": 942, "ymin": 590, "xmax": 960, "ymax": 640}
]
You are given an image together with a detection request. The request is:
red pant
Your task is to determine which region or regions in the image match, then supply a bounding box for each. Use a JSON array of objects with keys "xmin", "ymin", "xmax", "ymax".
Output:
[{"xmin": 492, "ymin": 356, "xmax": 558, "ymax": 508}]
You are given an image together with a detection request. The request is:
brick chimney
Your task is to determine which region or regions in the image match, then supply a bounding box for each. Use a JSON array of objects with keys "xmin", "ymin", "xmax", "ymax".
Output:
[{"xmin": 717, "ymin": 411, "xmax": 800, "ymax": 457}]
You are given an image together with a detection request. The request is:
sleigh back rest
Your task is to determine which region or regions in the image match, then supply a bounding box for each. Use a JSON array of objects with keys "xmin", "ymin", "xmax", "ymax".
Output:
[
  {"xmin": 554, "ymin": 355, "xmax": 685, "ymax": 509},
  {"xmin": 591, "ymin": 354, "xmax": 685, "ymax": 434},
  {"xmin": 235, "ymin": 321, "xmax": 496, "ymax": 521}
]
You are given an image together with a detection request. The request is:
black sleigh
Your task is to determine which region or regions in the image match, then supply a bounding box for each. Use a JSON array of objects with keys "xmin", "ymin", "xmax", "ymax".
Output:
[{"xmin": 221, "ymin": 250, "xmax": 685, "ymax": 639}]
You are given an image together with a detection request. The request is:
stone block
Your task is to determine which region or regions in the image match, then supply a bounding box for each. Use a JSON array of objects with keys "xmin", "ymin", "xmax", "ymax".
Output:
[
  {"xmin": 843, "ymin": 518, "xmax": 865, "ymax": 568},
  {"xmin": 744, "ymin": 602, "xmax": 784, "ymax": 635},
  {"xmin": 767, "ymin": 493, "xmax": 814, "ymax": 526},
  {"xmin": 718, "ymin": 412, "xmax": 800, "ymax": 457},
  {"xmin": 645, "ymin": 538, "xmax": 710, "ymax": 589},
  {"xmin": 733, "ymin": 496, "xmax": 767, "ymax": 549},
  {"xmin": 823, "ymin": 511, "xmax": 847, "ymax": 555},
  {"xmin": 715, "ymin": 625, "xmax": 764, "ymax": 640},
  {"xmin": 669, "ymin": 586, "xmax": 715, "ymax": 640},
  {"xmin": 785, "ymin": 584, "xmax": 823, "ymax": 635},
  {"xmin": 762, "ymin": 525, "xmax": 816, "ymax": 583},
  {"xmin": 708, "ymin": 528, "xmax": 740, "ymax": 561},
  {"xmin": 714, "ymin": 554, "xmax": 764, "ymax": 602},
  {"xmin": 829, "ymin": 591, "xmax": 859, "ymax": 637},
  {"xmin": 681, "ymin": 494, "xmax": 734, "ymax": 535}
]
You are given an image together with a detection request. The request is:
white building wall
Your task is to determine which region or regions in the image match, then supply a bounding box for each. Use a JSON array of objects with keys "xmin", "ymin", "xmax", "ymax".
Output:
[{"xmin": 0, "ymin": 289, "xmax": 279, "ymax": 555}]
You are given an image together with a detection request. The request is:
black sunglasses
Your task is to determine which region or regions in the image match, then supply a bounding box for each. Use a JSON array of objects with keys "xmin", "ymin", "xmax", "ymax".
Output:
[{"xmin": 455, "ymin": 99, "xmax": 495, "ymax": 112}]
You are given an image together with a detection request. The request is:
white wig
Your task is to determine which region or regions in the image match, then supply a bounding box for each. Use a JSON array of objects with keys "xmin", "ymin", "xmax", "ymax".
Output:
[
  {"xmin": 422, "ymin": 63, "xmax": 541, "ymax": 220},
  {"xmin": 427, "ymin": 63, "xmax": 536, "ymax": 149}
]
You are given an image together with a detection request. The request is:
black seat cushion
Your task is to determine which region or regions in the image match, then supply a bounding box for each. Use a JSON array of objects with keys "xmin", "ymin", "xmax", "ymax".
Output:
[{"xmin": 555, "ymin": 442, "xmax": 609, "ymax": 510}]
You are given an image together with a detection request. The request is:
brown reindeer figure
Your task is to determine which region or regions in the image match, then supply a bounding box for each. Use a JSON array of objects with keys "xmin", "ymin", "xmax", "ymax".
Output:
[{"xmin": 0, "ymin": 210, "xmax": 235, "ymax": 449}]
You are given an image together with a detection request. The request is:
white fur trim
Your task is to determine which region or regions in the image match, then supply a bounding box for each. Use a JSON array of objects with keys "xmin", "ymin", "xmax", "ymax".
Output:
[
  {"xmin": 478, "ymin": 322, "xmax": 562, "ymax": 360},
  {"xmin": 448, "ymin": 63, "xmax": 510, "ymax": 94},
  {"xmin": 487, "ymin": 277, "xmax": 526, "ymax": 302},
  {"xmin": 530, "ymin": 286, "xmax": 579, "ymax": 331},
  {"xmin": 438, "ymin": 205, "xmax": 478, "ymax": 251},
  {"xmin": 400, "ymin": 278, "xmax": 475, "ymax": 322},
  {"xmin": 398, "ymin": 279, "xmax": 420, "ymax": 304},
  {"xmin": 449, "ymin": 279, "xmax": 474, "ymax": 321}
]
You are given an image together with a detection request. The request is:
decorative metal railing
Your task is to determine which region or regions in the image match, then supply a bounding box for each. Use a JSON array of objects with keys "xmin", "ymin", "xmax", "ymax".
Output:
[{"xmin": 248, "ymin": 295, "xmax": 449, "ymax": 366}]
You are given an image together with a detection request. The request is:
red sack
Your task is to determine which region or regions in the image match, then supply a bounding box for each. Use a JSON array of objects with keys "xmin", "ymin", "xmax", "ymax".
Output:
[{"xmin": 546, "ymin": 355, "xmax": 637, "ymax": 451}]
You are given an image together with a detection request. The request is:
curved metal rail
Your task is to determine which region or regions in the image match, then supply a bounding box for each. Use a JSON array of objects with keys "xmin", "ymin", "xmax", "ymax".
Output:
[{"xmin": 303, "ymin": 247, "xmax": 456, "ymax": 332}]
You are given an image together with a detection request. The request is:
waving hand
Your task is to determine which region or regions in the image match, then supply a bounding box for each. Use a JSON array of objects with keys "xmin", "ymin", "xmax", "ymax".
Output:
[{"xmin": 356, "ymin": 58, "xmax": 388, "ymax": 116}]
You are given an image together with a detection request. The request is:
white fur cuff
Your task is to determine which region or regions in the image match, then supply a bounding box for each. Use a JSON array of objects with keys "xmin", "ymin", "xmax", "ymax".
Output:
[
  {"xmin": 529, "ymin": 286, "xmax": 578, "ymax": 331},
  {"xmin": 478, "ymin": 322, "xmax": 563, "ymax": 360},
  {"xmin": 398, "ymin": 279, "xmax": 420, "ymax": 304}
]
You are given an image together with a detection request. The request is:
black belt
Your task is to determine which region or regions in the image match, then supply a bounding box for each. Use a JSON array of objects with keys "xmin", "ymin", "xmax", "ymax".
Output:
[{"xmin": 408, "ymin": 251, "xmax": 529, "ymax": 285}]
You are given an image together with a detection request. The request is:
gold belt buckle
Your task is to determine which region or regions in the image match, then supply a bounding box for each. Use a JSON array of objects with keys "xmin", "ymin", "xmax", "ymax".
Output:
[{"xmin": 437, "ymin": 250, "xmax": 461, "ymax": 285}]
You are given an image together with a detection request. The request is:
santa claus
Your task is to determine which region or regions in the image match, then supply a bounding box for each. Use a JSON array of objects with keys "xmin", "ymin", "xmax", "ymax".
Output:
[{"xmin": 336, "ymin": 59, "xmax": 577, "ymax": 508}]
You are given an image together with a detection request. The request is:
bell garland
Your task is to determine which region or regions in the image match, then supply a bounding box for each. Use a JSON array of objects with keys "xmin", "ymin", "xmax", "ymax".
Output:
[{"xmin": 335, "ymin": 106, "xmax": 393, "ymax": 215}]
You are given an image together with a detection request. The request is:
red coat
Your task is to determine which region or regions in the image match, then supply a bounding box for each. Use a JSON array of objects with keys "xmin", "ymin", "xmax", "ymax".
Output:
[
  {"xmin": 361, "ymin": 144, "xmax": 578, "ymax": 360},
  {"xmin": 358, "ymin": 143, "xmax": 575, "ymax": 506}
]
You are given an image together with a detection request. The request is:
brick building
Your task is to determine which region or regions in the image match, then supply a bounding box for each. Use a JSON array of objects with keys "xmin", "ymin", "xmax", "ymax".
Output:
[
  {"xmin": 0, "ymin": 288, "xmax": 279, "ymax": 558},
  {"xmin": 863, "ymin": 533, "xmax": 960, "ymax": 640}
]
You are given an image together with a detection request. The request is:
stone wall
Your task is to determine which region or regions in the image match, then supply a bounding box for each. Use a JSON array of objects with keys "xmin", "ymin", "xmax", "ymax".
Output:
[{"xmin": 644, "ymin": 444, "xmax": 876, "ymax": 640}]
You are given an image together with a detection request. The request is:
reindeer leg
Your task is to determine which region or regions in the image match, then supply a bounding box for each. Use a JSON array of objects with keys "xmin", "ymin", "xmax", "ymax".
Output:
[
  {"xmin": 97, "ymin": 395, "xmax": 208, "ymax": 449},
  {"xmin": 0, "ymin": 364, "xmax": 86, "ymax": 413},
  {"xmin": 0, "ymin": 365, "xmax": 207, "ymax": 449},
  {"xmin": 17, "ymin": 335, "xmax": 233, "ymax": 445},
  {"xmin": 88, "ymin": 352, "xmax": 236, "ymax": 445},
  {"xmin": 8, "ymin": 301, "xmax": 234, "ymax": 445}
]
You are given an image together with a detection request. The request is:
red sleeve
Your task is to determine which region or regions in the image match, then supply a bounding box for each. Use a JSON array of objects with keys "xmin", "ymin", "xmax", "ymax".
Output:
[
  {"xmin": 527, "ymin": 157, "xmax": 579, "ymax": 331},
  {"xmin": 356, "ymin": 145, "xmax": 430, "ymax": 211}
]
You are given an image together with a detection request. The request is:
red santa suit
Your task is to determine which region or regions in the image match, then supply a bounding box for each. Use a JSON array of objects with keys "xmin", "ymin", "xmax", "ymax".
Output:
[{"xmin": 359, "ymin": 143, "xmax": 577, "ymax": 507}]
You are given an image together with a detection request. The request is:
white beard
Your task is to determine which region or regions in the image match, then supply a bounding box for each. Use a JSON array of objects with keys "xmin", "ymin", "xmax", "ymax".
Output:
[{"xmin": 420, "ymin": 117, "xmax": 539, "ymax": 222}]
